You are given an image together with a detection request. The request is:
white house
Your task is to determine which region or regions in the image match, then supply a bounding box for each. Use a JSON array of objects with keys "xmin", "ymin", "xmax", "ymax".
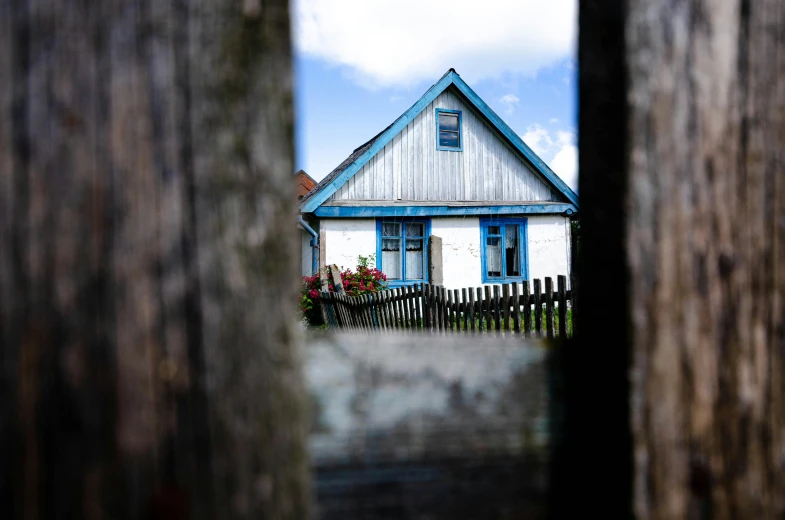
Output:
[{"xmin": 298, "ymin": 69, "xmax": 578, "ymax": 290}]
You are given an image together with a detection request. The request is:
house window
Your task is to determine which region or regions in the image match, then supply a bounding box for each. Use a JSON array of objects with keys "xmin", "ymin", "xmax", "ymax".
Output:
[
  {"xmin": 436, "ymin": 109, "xmax": 462, "ymax": 151},
  {"xmin": 377, "ymin": 219, "xmax": 429, "ymax": 284},
  {"xmin": 480, "ymin": 218, "xmax": 528, "ymax": 282}
]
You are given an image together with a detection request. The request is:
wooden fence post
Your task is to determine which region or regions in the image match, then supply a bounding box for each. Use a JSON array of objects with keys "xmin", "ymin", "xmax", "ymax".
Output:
[
  {"xmin": 0, "ymin": 1, "xmax": 309, "ymax": 517},
  {"xmin": 559, "ymin": 1, "xmax": 785, "ymax": 517}
]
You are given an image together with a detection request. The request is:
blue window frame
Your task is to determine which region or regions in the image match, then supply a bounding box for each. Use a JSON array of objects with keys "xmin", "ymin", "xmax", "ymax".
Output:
[
  {"xmin": 436, "ymin": 108, "xmax": 463, "ymax": 151},
  {"xmin": 376, "ymin": 219, "xmax": 430, "ymax": 286},
  {"xmin": 480, "ymin": 217, "xmax": 529, "ymax": 283}
]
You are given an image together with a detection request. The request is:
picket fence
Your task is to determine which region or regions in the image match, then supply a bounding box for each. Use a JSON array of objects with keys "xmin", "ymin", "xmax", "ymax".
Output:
[{"xmin": 319, "ymin": 268, "xmax": 576, "ymax": 338}]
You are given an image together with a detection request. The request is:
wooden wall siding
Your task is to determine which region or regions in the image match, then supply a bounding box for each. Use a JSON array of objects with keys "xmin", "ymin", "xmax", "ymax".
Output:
[{"xmin": 330, "ymin": 87, "xmax": 555, "ymax": 202}]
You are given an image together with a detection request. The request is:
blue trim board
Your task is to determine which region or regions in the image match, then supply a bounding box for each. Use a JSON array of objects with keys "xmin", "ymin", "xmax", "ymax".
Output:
[
  {"xmin": 375, "ymin": 218, "xmax": 431, "ymax": 286},
  {"xmin": 479, "ymin": 217, "xmax": 529, "ymax": 283},
  {"xmin": 314, "ymin": 203, "xmax": 577, "ymax": 218},
  {"xmin": 435, "ymin": 108, "xmax": 463, "ymax": 152},
  {"xmin": 301, "ymin": 70, "xmax": 579, "ymax": 213}
]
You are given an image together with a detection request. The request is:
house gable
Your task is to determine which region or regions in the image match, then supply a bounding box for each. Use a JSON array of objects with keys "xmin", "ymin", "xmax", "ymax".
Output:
[
  {"xmin": 330, "ymin": 86, "xmax": 559, "ymax": 203},
  {"xmin": 300, "ymin": 70, "xmax": 578, "ymax": 213}
]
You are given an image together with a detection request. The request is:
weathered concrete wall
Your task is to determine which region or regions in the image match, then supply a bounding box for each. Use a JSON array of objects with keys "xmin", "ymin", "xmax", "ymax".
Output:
[
  {"xmin": 322, "ymin": 218, "xmax": 376, "ymax": 270},
  {"xmin": 305, "ymin": 333, "xmax": 549, "ymax": 466},
  {"xmin": 304, "ymin": 333, "xmax": 550, "ymax": 519}
]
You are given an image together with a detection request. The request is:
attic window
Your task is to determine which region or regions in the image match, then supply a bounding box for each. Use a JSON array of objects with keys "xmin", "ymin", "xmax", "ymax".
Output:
[{"xmin": 436, "ymin": 109, "xmax": 462, "ymax": 151}]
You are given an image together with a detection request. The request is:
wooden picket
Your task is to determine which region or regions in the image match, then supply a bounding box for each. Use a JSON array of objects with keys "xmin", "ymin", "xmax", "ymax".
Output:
[{"xmin": 318, "ymin": 276, "xmax": 574, "ymax": 338}]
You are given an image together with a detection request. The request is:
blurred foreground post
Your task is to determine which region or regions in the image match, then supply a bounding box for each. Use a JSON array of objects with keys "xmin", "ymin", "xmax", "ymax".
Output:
[
  {"xmin": 572, "ymin": 1, "xmax": 785, "ymax": 518},
  {"xmin": 0, "ymin": 0, "xmax": 308, "ymax": 518}
]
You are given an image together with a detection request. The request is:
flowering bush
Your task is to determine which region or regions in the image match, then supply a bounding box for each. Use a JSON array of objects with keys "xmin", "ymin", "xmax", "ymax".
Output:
[{"xmin": 300, "ymin": 255, "xmax": 388, "ymax": 326}]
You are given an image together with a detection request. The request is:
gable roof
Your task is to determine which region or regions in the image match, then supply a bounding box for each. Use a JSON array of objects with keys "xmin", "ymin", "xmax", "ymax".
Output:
[
  {"xmin": 299, "ymin": 69, "xmax": 578, "ymax": 213},
  {"xmin": 294, "ymin": 169, "xmax": 317, "ymax": 185}
]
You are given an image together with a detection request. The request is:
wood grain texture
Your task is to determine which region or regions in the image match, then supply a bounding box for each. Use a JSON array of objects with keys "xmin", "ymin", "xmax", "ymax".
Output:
[
  {"xmin": 572, "ymin": 1, "xmax": 785, "ymax": 518},
  {"xmin": 330, "ymin": 88, "xmax": 555, "ymax": 203},
  {"xmin": 0, "ymin": 0, "xmax": 309, "ymax": 518}
]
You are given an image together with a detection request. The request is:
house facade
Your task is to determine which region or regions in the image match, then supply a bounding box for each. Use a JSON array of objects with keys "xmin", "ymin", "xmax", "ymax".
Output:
[{"xmin": 298, "ymin": 69, "xmax": 578, "ymax": 290}]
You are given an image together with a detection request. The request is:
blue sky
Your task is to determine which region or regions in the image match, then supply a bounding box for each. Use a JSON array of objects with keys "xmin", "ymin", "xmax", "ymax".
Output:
[{"xmin": 292, "ymin": 0, "xmax": 578, "ymax": 191}]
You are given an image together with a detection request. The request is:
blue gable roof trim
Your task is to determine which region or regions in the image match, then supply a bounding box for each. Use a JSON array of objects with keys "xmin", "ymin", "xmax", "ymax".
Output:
[
  {"xmin": 300, "ymin": 70, "xmax": 579, "ymax": 213},
  {"xmin": 314, "ymin": 203, "xmax": 577, "ymax": 218}
]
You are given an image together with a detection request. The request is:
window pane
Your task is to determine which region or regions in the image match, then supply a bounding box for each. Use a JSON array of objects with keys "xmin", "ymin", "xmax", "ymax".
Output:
[
  {"xmin": 382, "ymin": 222, "xmax": 401, "ymax": 237},
  {"xmin": 405, "ymin": 239, "xmax": 424, "ymax": 280},
  {"xmin": 439, "ymin": 131, "xmax": 460, "ymax": 148},
  {"xmin": 439, "ymin": 113, "xmax": 459, "ymax": 131},
  {"xmin": 505, "ymin": 225, "xmax": 520, "ymax": 277},
  {"xmin": 486, "ymin": 237, "xmax": 502, "ymax": 278},
  {"xmin": 382, "ymin": 238, "xmax": 402, "ymax": 279},
  {"xmin": 406, "ymin": 222, "xmax": 424, "ymax": 237},
  {"xmin": 488, "ymin": 225, "xmax": 501, "ymax": 235}
]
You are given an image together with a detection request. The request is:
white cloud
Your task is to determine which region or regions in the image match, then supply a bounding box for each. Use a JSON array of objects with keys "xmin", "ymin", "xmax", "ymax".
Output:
[
  {"xmin": 522, "ymin": 124, "xmax": 578, "ymax": 191},
  {"xmin": 294, "ymin": 0, "xmax": 577, "ymax": 89},
  {"xmin": 499, "ymin": 94, "xmax": 520, "ymax": 115},
  {"xmin": 551, "ymin": 143, "xmax": 577, "ymax": 191}
]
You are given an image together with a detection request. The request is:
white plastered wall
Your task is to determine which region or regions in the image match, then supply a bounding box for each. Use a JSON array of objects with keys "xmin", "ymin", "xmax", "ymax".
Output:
[
  {"xmin": 322, "ymin": 218, "xmax": 377, "ymax": 271},
  {"xmin": 526, "ymin": 215, "xmax": 571, "ymax": 285},
  {"xmin": 319, "ymin": 215, "xmax": 571, "ymax": 289},
  {"xmin": 432, "ymin": 217, "xmax": 483, "ymax": 288},
  {"xmin": 433, "ymin": 215, "xmax": 571, "ymax": 290}
]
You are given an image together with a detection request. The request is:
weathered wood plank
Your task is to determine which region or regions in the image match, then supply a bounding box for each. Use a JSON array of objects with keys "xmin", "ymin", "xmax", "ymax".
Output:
[
  {"xmin": 512, "ymin": 282, "xmax": 521, "ymax": 335},
  {"xmin": 533, "ymin": 279, "xmax": 542, "ymax": 336},
  {"xmin": 545, "ymin": 277, "xmax": 554, "ymax": 339},
  {"xmin": 502, "ymin": 284, "xmax": 511, "ymax": 332},
  {"xmin": 0, "ymin": 1, "xmax": 309, "ymax": 517},
  {"xmin": 557, "ymin": 275, "xmax": 567, "ymax": 338},
  {"xmin": 522, "ymin": 281, "xmax": 531, "ymax": 336}
]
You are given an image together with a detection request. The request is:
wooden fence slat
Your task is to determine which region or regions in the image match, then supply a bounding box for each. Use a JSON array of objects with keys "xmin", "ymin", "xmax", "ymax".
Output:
[
  {"xmin": 396, "ymin": 288, "xmax": 405, "ymax": 329},
  {"xmin": 522, "ymin": 281, "xmax": 531, "ymax": 336},
  {"xmin": 447, "ymin": 290, "xmax": 454, "ymax": 332},
  {"xmin": 534, "ymin": 279, "xmax": 542, "ymax": 336},
  {"xmin": 425, "ymin": 284, "xmax": 432, "ymax": 331},
  {"xmin": 570, "ymin": 271, "xmax": 578, "ymax": 338},
  {"xmin": 512, "ymin": 282, "xmax": 521, "ymax": 335},
  {"xmin": 335, "ymin": 292, "xmax": 347, "ymax": 329},
  {"xmin": 381, "ymin": 291, "xmax": 389, "ymax": 330},
  {"xmin": 407, "ymin": 285, "xmax": 416, "ymax": 331},
  {"xmin": 558, "ymin": 275, "xmax": 567, "ymax": 338},
  {"xmin": 493, "ymin": 285, "xmax": 502, "ymax": 333},
  {"xmin": 371, "ymin": 291, "xmax": 380, "ymax": 331},
  {"xmin": 434, "ymin": 285, "xmax": 440, "ymax": 332},
  {"xmin": 502, "ymin": 284, "xmax": 511, "ymax": 332},
  {"xmin": 392, "ymin": 288, "xmax": 402, "ymax": 330},
  {"xmin": 453, "ymin": 289, "xmax": 461, "ymax": 333},
  {"xmin": 461, "ymin": 288, "xmax": 469, "ymax": 333},
  {"xmin": 403, "ymin": 285, "xmax": 414, "ymax": 332},
  {"xmin": 545, "ymin": 277, "xmax": 555, "ymax": 338},
  {"xmin": 369, "ymin": 294, "xmax": 377, "ymax": 329},
  {"xmin": 483, "ymin": 286, "xmax": 492, "ymax": 332},
  {"xmin": 387, "ymin": 289, "xmax": 396, "ymax": 330},
  {"xmin": 358, "ymin": 295, "xmax": 366, "ymax": 330},
  {"xmin": 400, "ymin": 285, "xmax": 411, "ymax": 331},
  {"xmin": 414, "ymin": 284, "xmax": 423, "ymax": 331},
  {"xmin": 400, "ymin": 287, "xmax": 408, "ymax": 330},
  {"xmin": 441, "ymin": 287, "xmax": 449, "ymax": 332},
  {"xmin": 453, "ymin": 289, "xmax": 459, "ymax": 331},
  {"xmin": 468, "ymin": 289, "xmax": 476, "ymax": 334}
]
